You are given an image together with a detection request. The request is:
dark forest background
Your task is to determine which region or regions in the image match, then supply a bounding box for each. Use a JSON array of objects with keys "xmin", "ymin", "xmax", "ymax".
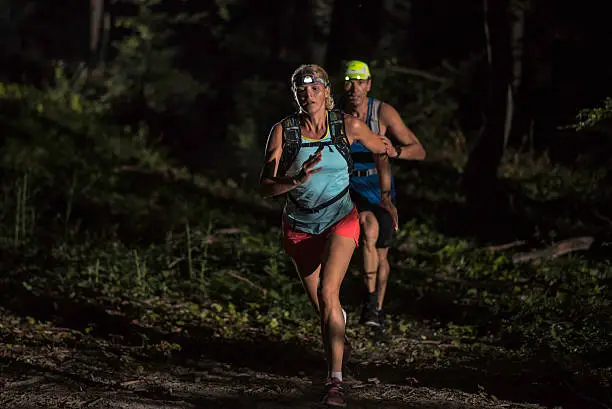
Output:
[
  {"xmin": 1, "ymin": 1, "xmax": 612, "ymax": 408},
  {"xmin": 4, "ymin": 0, "xmax": 612, "ymax": 176}
]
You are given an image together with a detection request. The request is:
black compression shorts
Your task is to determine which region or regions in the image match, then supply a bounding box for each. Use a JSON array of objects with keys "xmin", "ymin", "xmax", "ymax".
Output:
[{"xmin": 349, "ymin": 189, "xmax": 396, "ymax": 248}]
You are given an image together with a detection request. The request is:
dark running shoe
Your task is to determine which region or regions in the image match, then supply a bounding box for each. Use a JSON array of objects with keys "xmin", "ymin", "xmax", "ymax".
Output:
[
  {"xmin": 322, "ymin": 377, "xmax": 346, "ymax": 407},
  {"xmin": 377, "ymin": 308, "xmax": 387, "ymax": 329},
  {"xmin": 359, "ymin": 299, "xmax": 380, "ymax": 327}
]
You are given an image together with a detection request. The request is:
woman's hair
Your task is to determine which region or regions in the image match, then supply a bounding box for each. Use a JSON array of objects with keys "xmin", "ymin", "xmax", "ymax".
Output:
[{"xmin": 290, "ymin": 64, "xmax": 335, "ymax": 110}]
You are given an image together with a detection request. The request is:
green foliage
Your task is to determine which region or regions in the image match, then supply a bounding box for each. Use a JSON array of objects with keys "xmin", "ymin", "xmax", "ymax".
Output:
[
  {"xmin": 361, "ymin": 57, "xmax": 475, "ymax": 166},
  {"xmin": 103, "ymin": 0, "xmax": 206, "ymax": 113},
  {"xmin": 0, "ymin": 63, "xmax": 316, "ymax": 342},
  {"xmin": 1, "ymin": 39, "xmax": 612, "ymax": 390},
  {"xmin": 0, "ymin": 62, "xmax": 164, "ymax": 174},
  {"xmin": 227, "ymin": 77, "xmax": 289, "ymax": 170},
  {"xmin": 395, "ymin": 217, "xmax": 612, "ymax": 364},
  {"xmin": 570, "ymin": 97, "xmax": 612, "ymax": 131}
]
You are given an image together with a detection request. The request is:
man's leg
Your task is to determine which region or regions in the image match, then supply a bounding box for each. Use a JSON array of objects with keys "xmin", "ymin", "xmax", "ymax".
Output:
[
  {"xmin": 358, "ymin": 210, "xmax": 381, "ymax": 326},
  {"xmin": 375, "ymin": 247, "xmax": 390, "ymax": 310},
  {"xmin": 372, "ymin": 205, "xmax": 397, "ymax": 330},
  {"xmin": 375, "ymin": 247, "xmax": 390, "ymax": 330}
]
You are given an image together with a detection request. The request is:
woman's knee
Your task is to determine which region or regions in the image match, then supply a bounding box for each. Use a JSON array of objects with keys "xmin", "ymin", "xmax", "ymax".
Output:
[{"xmin": 318, "ymin": 284, "xmax": 341, "ymax": 311}]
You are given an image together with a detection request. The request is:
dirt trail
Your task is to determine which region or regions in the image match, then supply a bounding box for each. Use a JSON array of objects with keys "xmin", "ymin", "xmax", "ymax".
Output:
[{"xmin": 0, "ymin": 338, "xmax": 546, "ymax": 409}]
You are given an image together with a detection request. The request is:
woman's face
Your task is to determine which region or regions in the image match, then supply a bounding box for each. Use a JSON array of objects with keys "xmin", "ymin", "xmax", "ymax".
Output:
[{"xmin": 294, "ymin": 74, "xmax": 328, "ymax": 113}]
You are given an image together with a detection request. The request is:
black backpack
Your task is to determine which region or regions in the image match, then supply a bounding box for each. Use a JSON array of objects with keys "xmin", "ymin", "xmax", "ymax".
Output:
[
  {"xmin": 277, "ymin": 109, "xmax": 354, "ymax": 214},
  {"xmin": 278, "ymin": 109, "xmax": 353, "ymax": 176}
]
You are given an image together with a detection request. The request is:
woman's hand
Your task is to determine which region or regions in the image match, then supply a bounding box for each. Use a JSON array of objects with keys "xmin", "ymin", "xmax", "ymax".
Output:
[
  {"xmin": 293, "ymin": 149, "xmax": 323, "ymax": 185},
  {"xmin": 382, "ymin": 136, "xmax": 400, "ymax": 158}
]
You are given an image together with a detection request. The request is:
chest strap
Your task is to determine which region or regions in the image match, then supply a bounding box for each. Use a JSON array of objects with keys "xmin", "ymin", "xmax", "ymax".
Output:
[
  {"xmin": 288, "ymin": 186, "xmax": 350, "ymax": 214},
  {"xmin": 352, "ymin": 168, "xmax": 378, "ymax": 177}
]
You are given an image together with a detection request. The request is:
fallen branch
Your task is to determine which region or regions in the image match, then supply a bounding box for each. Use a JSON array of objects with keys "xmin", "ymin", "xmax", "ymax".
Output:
[
  {"xmin": 111, "ymin": 165, "xmax": 176, "ymax": 180},
  {"xmin": 562, "ymin": 380, "xmax": 611, "ymax": 409},
  {"xmin": 83, "ymin": 397, "xmax": 104, "ymax": 407},
  {"xmin": 120, "ymin": 379, "xmax": 142, "ymax": 387},
  {"xmin": 485, "ymin": 240, "xmax": 526, "ymax": 252},
  {"xmin": 410, "ymin": 339, "xmax": 442, "ymax": 345},
  {"xmin": 216, "ymin": 228, "xmax": 242, "ymax": 235},
  {"xmin": 225, "ymin": 271, "xmax": 267, "ymax": 297},
  {"xmin": 512, "ymin": 236, "xmax": 594, "ymax": 264},
  {"xmin": 387, "ymin": 65, "xmax": 449, "ymax": 83},
  {"xmin": 5, "ymin": 376, "xmax": 45, "ymax": 388},
  {"xmin": 593, "ymin": 209, "xmax": 612, "ymax": 227}
]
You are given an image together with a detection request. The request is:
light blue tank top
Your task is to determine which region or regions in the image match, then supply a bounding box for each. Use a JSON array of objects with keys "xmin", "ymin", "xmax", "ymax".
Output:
[{"xmin": 283, "ymin": 121, "xmax": 354, "ymax": 234}]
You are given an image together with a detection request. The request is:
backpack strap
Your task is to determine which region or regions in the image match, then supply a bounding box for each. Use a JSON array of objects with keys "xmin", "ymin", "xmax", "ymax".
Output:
[
  {"xmin": 288, "ymin": 185, "xmax": 350, "ymax": 214},
  {"xmin": 301, "ymin": 140, "xmax": 334, "ymax": 148},
  {"xmin": 284, "ymin": 110, "xmax": 353, "ymax": 214},
  {"xmin": 278, "ymin": 113, "xmax": 301, "ymax": 177},
  {"xmin": 328, "ymin": 109, "xmax": 354, "ymax": 173},
  {"xmin": 366, "ymin": 97, "xmax": 381, "ymax": 135}
]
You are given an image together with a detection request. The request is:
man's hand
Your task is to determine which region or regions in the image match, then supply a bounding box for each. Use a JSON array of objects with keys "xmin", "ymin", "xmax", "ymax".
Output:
[
  {"xmin": 380, "ymin": 195, "xmax": 399, "ymax": 231},
  {"xmin": 293, "ymin": 149, "xmax": 323, "ymax": 185}
]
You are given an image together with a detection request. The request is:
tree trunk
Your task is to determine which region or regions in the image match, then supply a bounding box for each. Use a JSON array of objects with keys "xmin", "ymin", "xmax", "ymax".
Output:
[
  {"xmin": 374, "ymin": 0, "xmax": 412, "ymax": 61},
  {"xmin": 308, "ymin": 0, "xmax": 334, "ymax": 65},
  {"xmin": 89, "ymin": 0, "xmax": 104, "ymax": 72},
  {"xmin": 508, "ymin": 0, "xmax": 533, "ymax": 150},
  {"xmin": 97, "ymin": 11, "xmax": 111, "ymax": 73},
  {"xmin": 462, "ymin": 0, "xmax": 512, "ymax": 214},
  {"xmin": 510, "ymin": 1, "xmax": 526, "ymax": 97}
]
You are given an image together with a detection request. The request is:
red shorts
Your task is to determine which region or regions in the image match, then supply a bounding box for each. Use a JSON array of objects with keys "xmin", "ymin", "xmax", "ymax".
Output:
[{"xmin": 282, "ymin": 207, "xmax": 360, "ymax": 272}]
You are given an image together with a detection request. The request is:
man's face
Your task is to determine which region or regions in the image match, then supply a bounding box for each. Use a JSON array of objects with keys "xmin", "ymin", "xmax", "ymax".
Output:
[
  {"xmin": 294, "ymin": 78, "xmax": 328, "ymax": 112},
  {"xmin": 343, "ymin": 78, "xmax": 371, "ymax": 106}
]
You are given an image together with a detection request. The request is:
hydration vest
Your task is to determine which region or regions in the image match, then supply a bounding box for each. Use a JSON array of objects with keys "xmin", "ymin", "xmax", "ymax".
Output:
[
  {"xmin": 278, "ymin": 109, "xmax": 353, "ymax": 176},
  {"xmin": 349, "ymin": 97, "xmax": 397, "ymax": 203},
  {"xmin": 365, "ymin": 97, "xmax": 382, "ymax": 135},
  {"xmin": 277, "ymin": 109, "xmax": 354, "ymax": 214},
  {"xmin": 351, "ymin": 97, "xmax": 382, "ymax": 169}
]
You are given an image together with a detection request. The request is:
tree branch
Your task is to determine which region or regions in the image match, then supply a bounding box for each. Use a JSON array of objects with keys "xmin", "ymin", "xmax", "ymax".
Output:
[{"xmin": 511, "ymin": 236, "xmax": 594, "ymax": 264}]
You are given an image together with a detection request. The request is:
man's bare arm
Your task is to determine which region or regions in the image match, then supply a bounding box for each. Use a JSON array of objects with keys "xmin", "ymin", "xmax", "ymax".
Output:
[
  {"xmin": 374, "ymin": 154, "xmax": 392, "ymax": 199},
  {"xmin": 374, "ymin": 153, "xmax": 399, "ymax": 229},
  {"xmin": 381, "ymin": 103, "xmax": 426, "ymax": 160}
]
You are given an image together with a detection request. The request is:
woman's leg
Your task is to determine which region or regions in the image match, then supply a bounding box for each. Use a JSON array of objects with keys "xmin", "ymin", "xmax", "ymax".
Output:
[
  {"xmin": 290, "ymin": 257, "xmax": 321, "ymax": 312},
  {"xmin": 319, "ymin": 234, "xmax": 356, "ymax": 375},
  {"xmin": 284, "ymin": 229, "xmax": 330, "ymax": 365},
  {"xmin": 284, "ymin": 209, "xmax": 358, "ymax": 408},
  {"xmin": 283, "ymin": 219, "xmax": 325, "ymax": 313}
]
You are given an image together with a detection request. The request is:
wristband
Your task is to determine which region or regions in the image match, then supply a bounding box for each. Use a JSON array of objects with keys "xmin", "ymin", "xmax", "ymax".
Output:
[
  {"xmin": 394, "ymin": 145, "xmax": 403, "ymax": 158},
  {"xmin": 292, "ymin": 168, "xmax": 306, "ymax": 185}
]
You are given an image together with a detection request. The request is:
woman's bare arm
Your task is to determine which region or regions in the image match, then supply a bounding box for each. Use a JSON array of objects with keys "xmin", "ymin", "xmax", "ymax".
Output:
[
  {"xmin": 259, "ymin": 123, "xmax": 322, "ymax": 198},
  {"xmin": 344, "ymin": 115, "xmax": 386, "ymax": 154}
]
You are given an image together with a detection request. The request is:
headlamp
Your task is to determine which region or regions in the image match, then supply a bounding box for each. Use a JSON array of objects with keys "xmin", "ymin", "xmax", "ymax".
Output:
[{"xmin": 294, "ymin": 74, "xmax": 327, "ymax": 88}]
